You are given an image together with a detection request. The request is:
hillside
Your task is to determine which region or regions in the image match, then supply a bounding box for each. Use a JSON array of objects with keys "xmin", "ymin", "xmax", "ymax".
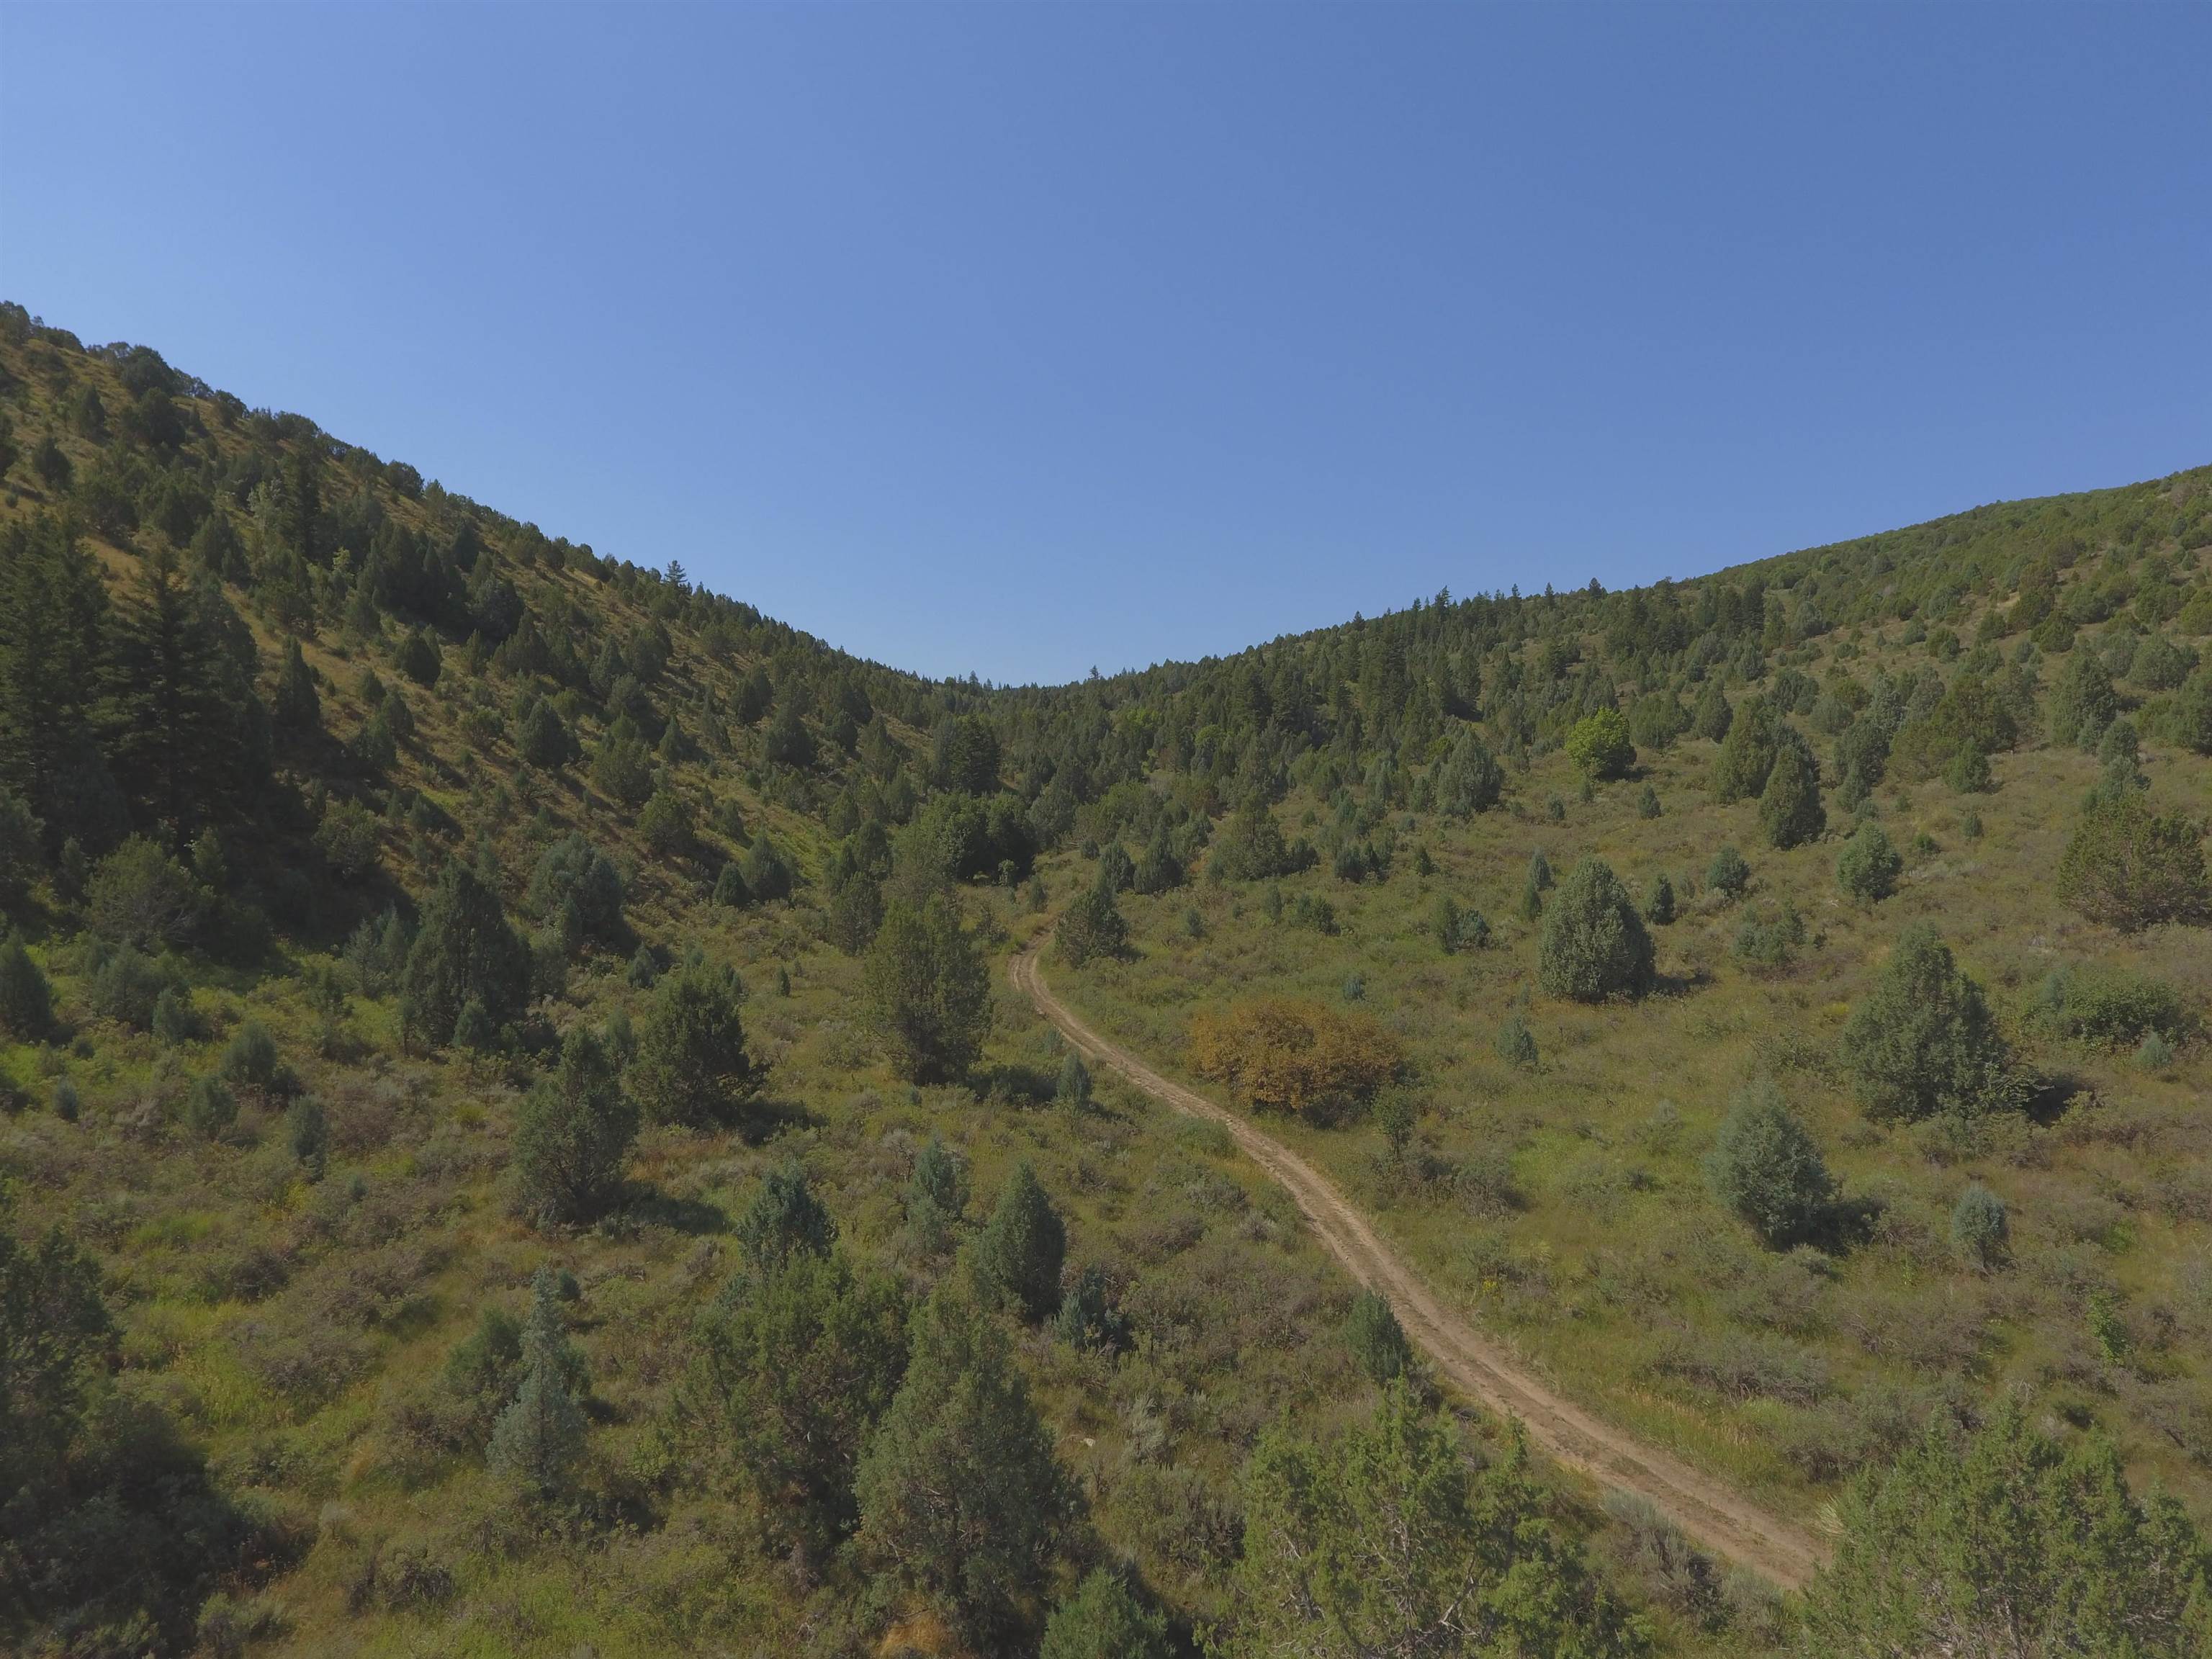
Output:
[{"xmin": 3, "ymin": 302, "xmax": 2210, "ymax": 1658}]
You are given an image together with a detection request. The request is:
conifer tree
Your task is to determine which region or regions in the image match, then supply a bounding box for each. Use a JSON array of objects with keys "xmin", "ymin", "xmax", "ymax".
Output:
[
  {"xmin": 489, "ymin": 1277, "xmax": 588, "ymax": 1498},
  {"xmin": 1838, "ymin": 925, "xmax": 2013, "ymax": 1120},
  {"xmin": 970, "ymin": 1161, "xmax": 1067, "ymax": 1322},
  {"xmin": 511, "ymin": 1027, "xmax": 638, "ymax": 1226},
  {"xmin": 854, "ymin": 1285, "xmax": 1076, "ymax": 1648},
  {"xmin": 736, "ymin": 1158, "xmax": 839, "ymax": 1274},
  {"xmin": 400, "ymin": 857, "xmax": 530, "ymax": 1048},
  {"xmin": 1757, "ymin": 730, "xmax": 1826, "ymax": 848},
  {"xmin": 629, "ymin": 958, "xmax": 757, "ymax": 1127},
  {"xmin": 0, "ymin": 930, "xmax": 52, "ymax": 1039},
  {"xmin": 1537, "ymin": 857, "xmax": 1655, "ymax": 1002},
  {"xmin": 905, "ymin": 1136, "xmax": 969, "ymax": 1254},
  {"xmin": 862, "ymin": 896, "xmax": 991, "ymax": 1082},
  {"xmin": 270, "ymin": 638, "xmax": 320, "ymax": 736}
]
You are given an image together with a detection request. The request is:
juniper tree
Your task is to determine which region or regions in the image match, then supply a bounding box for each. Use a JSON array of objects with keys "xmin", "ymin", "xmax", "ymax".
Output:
[
  {"xmin": 853, "ymin": 1284, "xmax": 1076, "ymax": 1650},
  {"xmin": 1344, "ymin": 1289, "xmax": 1412, "ymax": 1385},
  {"xmin": 736, "ymin": 1158, "xmax": 838, "ymax": 1274},
  {"xmin": 511, "ymin": 1027, "xmax": 637, "ymax": 1226},
  {"xmin": 905, "ymin": 1136, "xmax": 969, "ymax": 1254},
  {"xmin": 0, "ymin": 931, "xmax": 52, "ymax": 1040},
  {"xmin": 628, "ymin": 958, "xmax": 757, "ymax": 1127},
  {"xmin": 1705, "ymin": 1080, "xmax": 1835, "ymax": 1248},
  {"xmin": 863, "ymin": 895, "xmax": 992, "ymax": 1083},
  {"xmin": 1838, "ymin": 925, "xmax": 2014, "ymax": 1120},
  {"xmin": 1835, "ymin": 821, "xmax": 1902, "ymax": 904},
  {"xmin": 971, "ymin": 1161, "xmax": 1066, "ymax": 1322},
  {"xmin": 1538, "ymin": 857, "xmax": 1655, "ymax": 1002},
  {"xmin": 687, "ymin": 1249, "xmax": 909, "ymax": 1560},
  {"xmin": 400, "ymin": 858, "xmax": 529, "ymax": 1048},
  {"xmin": 1757, "ymin": 731, "xmax": 1826, "ymax": 849},
  {"xmin": 1040, "ymin": 1570, "xmax": 1173, "ymax": 1659}
]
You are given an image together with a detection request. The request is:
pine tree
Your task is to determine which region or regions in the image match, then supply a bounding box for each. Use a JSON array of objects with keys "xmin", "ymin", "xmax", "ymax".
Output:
[
  {"xmin": 100, "ymin": 548, "xmax": 267, "ymax": 839},
  {"xmin": 270, "ymin": 638, "xmax": 320, "ymax": 736},
  {"xmin": 905, "ymin": 1136, "xmax": 968, "ymax": 1254},
  {"xmin": 0, "ymin": 930, "xmax": 53, "ymax": 1039},
  {"xmin": 1040, "ymin": 1570, "xmax": 1173, "ymax": 1659}
]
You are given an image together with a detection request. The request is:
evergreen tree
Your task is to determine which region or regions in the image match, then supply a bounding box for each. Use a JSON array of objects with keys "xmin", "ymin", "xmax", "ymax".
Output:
[
  {"xmin": 518, "ymin": 696, "xmax": 574, "ymax": 769},
  {"xmin": 971, "ymin": 1161, "xmax": 1067, "ymax": 1322},
  {"xmin": 736, "ymin": 1158, "xmax": 839, "ymax": 1274},
  {"xmin": 270, "ymin": 638, "xmax": 320, "ymax": 736},
  {"xmin": 1835, "ymin": 821, "xmax": 1902, "ymax": 904},
  {"xmin": 1435, "ymin": 730, "xmax": 1503, "ymax": 817},
  {"xmin": 0, "ymin": 931, "xmax": 53, "ymax": 1040},
  {"xmin": 1711, "ymin": 693, "xmax": 1781, "ymax": 801},
  {"xmin": 1642, "ymin": 872, "xmax": 1676, "ymax": 925},
  {"xmin": 1705, "ymin": 843, "xmax": 1751, "ymax": 899},
  {"xmin": 1705, "ymin": 1080, "xmax": 1835, "ymax": 1247},
  {"xmin": 511, "ymin": 1027, "xmax": 638, "ymax": 1226},
  {"xmin": 1799, "ymin": 1400, "xmax": 2211, "ymax": 1658},
  {"xmin": 400, "ymin": 858, "xmax": 530, "ymax": 1048},
  {"xmin": 1344, "ymin": 1288, "xmax": 1412, "ymax": 1386},
  {"xmin": 1056, "ymin": 1051, "xmax": 1093, "ymax": 1110},
  {"xmin": 1839, "ymin": 925, "xmax": 2014, "ymax": 1120},
  {"xmin": 628, "ymin": 958, "xmax": 757, "ymax": 1127},
  {"xmin": 1691, "ymin": 678, "xmax": 1733, "ymax": 742},
  {"xmin": 1228, "ymin": 1385, "xmax": 1640, "ymax": 1658},
  {"xmin": 1537, "ymin": 857, "xmax": 1655, "ymax": 1002},
  {"xmin": 2055, "ymin": 791, "xmax": 2209, "ymax": 932},
  {"xmin": 1040, "ymin": 1570, "xmax": 1173, "ymax": 1659},
  {"xmin": 100, "ymin": 549, "xmax": 267, "ymax": 839},
  {"xmin": 526, "ymin": 832, "xmax": 626, "ymax": 948},
  {"xmin": 905, "ymin": 1136, "xmax": 968, "ymax": 1254},
  {"xmin": 1756, "ymin": 730, "xmax": 1825, "ymax": 848},
  {"xmin": 854, "ymin": 1285, "xmax": 1076, "ymax": 1649},
  {"xmin": 0, "ymin": 516, "xmax": 118, "ymax": 849},
  {"xmin": 488, "ymin": 1288, "xmax": 588, "ymax": 1499},
  {"xmin": 687, "ymin": 1249, "xmax": 909, "ymax": 1560},
  {"xmin": 2046, "ymin": 647, "xmax": 2118, "ymax": 750},
  {"xmin": 862, "ymin": 895, "xmax": 991, "ymax": 1083},
  {"xmin": 764, "ymin": 702, "xmax": 816, "ymax": 768},
  {"xmin": 1056, "ymin": 883, "xmax": 1128, "ymax": 967}
]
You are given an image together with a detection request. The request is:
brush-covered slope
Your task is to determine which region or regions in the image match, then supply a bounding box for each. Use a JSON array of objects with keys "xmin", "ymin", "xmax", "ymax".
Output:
[{"xmin": 3, "ymin": 300, "xmax": 2210, "ymax": 1659}]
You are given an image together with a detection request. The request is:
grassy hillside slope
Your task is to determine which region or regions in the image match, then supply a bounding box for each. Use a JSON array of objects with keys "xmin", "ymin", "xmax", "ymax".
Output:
[{"xmin": 2, "ymin": 302, "xmax": 2208, "ymax": 1658}]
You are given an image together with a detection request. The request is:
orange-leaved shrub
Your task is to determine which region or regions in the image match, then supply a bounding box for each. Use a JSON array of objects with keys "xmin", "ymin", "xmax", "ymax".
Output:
[{"xmin": 1187, "ymin": 998, "xmax": 1401, "ymax": 1121}]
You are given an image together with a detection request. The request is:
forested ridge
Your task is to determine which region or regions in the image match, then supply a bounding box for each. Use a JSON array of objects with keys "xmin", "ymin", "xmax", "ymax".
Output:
[{"xmin": 3, "ymin": 302, "xmax": 2209, "ymax": 1656}]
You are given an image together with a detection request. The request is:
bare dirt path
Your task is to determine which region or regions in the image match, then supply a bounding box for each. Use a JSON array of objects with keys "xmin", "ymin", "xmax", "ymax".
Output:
[{"xmin": 1012, "ymin": 938, "xmax": 1832, "ymax": 1591}]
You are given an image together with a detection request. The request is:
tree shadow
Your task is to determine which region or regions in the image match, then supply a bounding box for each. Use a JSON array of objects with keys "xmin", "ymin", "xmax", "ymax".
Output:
[{"xmin": 619, "ymin": 1187, "xmax": 729, "ymax": 1236}]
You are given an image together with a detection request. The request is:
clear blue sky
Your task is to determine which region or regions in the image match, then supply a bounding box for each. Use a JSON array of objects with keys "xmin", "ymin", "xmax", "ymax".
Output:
[{"xmin": 4, "ymin": 4, "xmax": 2207, "ymax": 685}]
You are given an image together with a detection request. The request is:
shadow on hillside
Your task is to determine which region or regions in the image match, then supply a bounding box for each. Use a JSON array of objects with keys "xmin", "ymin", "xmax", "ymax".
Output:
[{"xmin": 621, "ymin": 1188, "xmax": 729, "ymax": 1236}]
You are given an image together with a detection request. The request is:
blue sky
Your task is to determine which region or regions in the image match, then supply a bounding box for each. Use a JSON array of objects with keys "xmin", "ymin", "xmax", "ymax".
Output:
[{"xmin": 3, "ymin": 4, "xmax": 2207, "ymax": 685}]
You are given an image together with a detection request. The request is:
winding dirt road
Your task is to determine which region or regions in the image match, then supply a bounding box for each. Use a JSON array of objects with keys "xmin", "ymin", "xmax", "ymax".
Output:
[{"xmin": 1012, "ymin": 938, "xmax": 1830, "ymax": 1591}]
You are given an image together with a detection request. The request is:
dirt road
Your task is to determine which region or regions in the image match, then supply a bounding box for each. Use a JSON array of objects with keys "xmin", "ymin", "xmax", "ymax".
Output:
[{"xmin": 1012, "ymin": 939, "xmax": 1832, "ymax": 1591}]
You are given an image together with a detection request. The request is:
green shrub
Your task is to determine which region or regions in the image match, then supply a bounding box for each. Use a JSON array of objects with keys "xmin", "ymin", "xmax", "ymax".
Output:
[
  {"xmin": 87, "ymin": 945, "xmax": 175, "ymax": 1030},
  {"xmin": 1056, "ymin": 884, "xmax": 1128, "ymax": 967},
  {"xmin": 1706, "ymin": 845, "xmax": 1750, "ymax": 900},
  {"xmin": 1839, "ymin": 926, "xmax": 2015, "ymax": 1120},
  {"xmin": 1496, "ymin": 1013, "xmax": 1537, "ymax": 1069},
  {"xmin": 1732, "ymin": 900, "xmax": 1807, "ymax": 971},
  {"xmin": 1637, "ymin": 783, "xmax": 1662, "ymax": 819},
  {"xmin": 1344, "ymin": 1288, "xmax": 1412, "ymax": 1385},
  {"xmin": 219, "ymin": 1020, "xmax": 282, "ymax": 1092},
  {"xmin": 1706, "ymin": 1081, "xmax": 1835, "ymax": 1248},
  {"xmin": 2055, "ymin": 791, "xmax": 2208, "ymax": 932},
  {"xmin": 1538, "ymin": 857, "xmax": 1655, "ymax": 1002},
  {"xmin": 1835, "ymin": 822, "xmax": 1902, "ymax": 904},
  {"xmin": 1951, "ymin": 1184, "xmax": 2008, "ymax": 1270},
  {"xmin": 2028, "ymin": 963, "xmax": 2188, "ymax": 1051}
]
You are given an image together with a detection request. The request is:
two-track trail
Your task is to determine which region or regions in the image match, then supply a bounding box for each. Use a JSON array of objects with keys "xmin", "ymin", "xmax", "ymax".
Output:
[{"xmin": 1012, "ymin": 938, "xmax": 1831, "ymax": 1591}]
